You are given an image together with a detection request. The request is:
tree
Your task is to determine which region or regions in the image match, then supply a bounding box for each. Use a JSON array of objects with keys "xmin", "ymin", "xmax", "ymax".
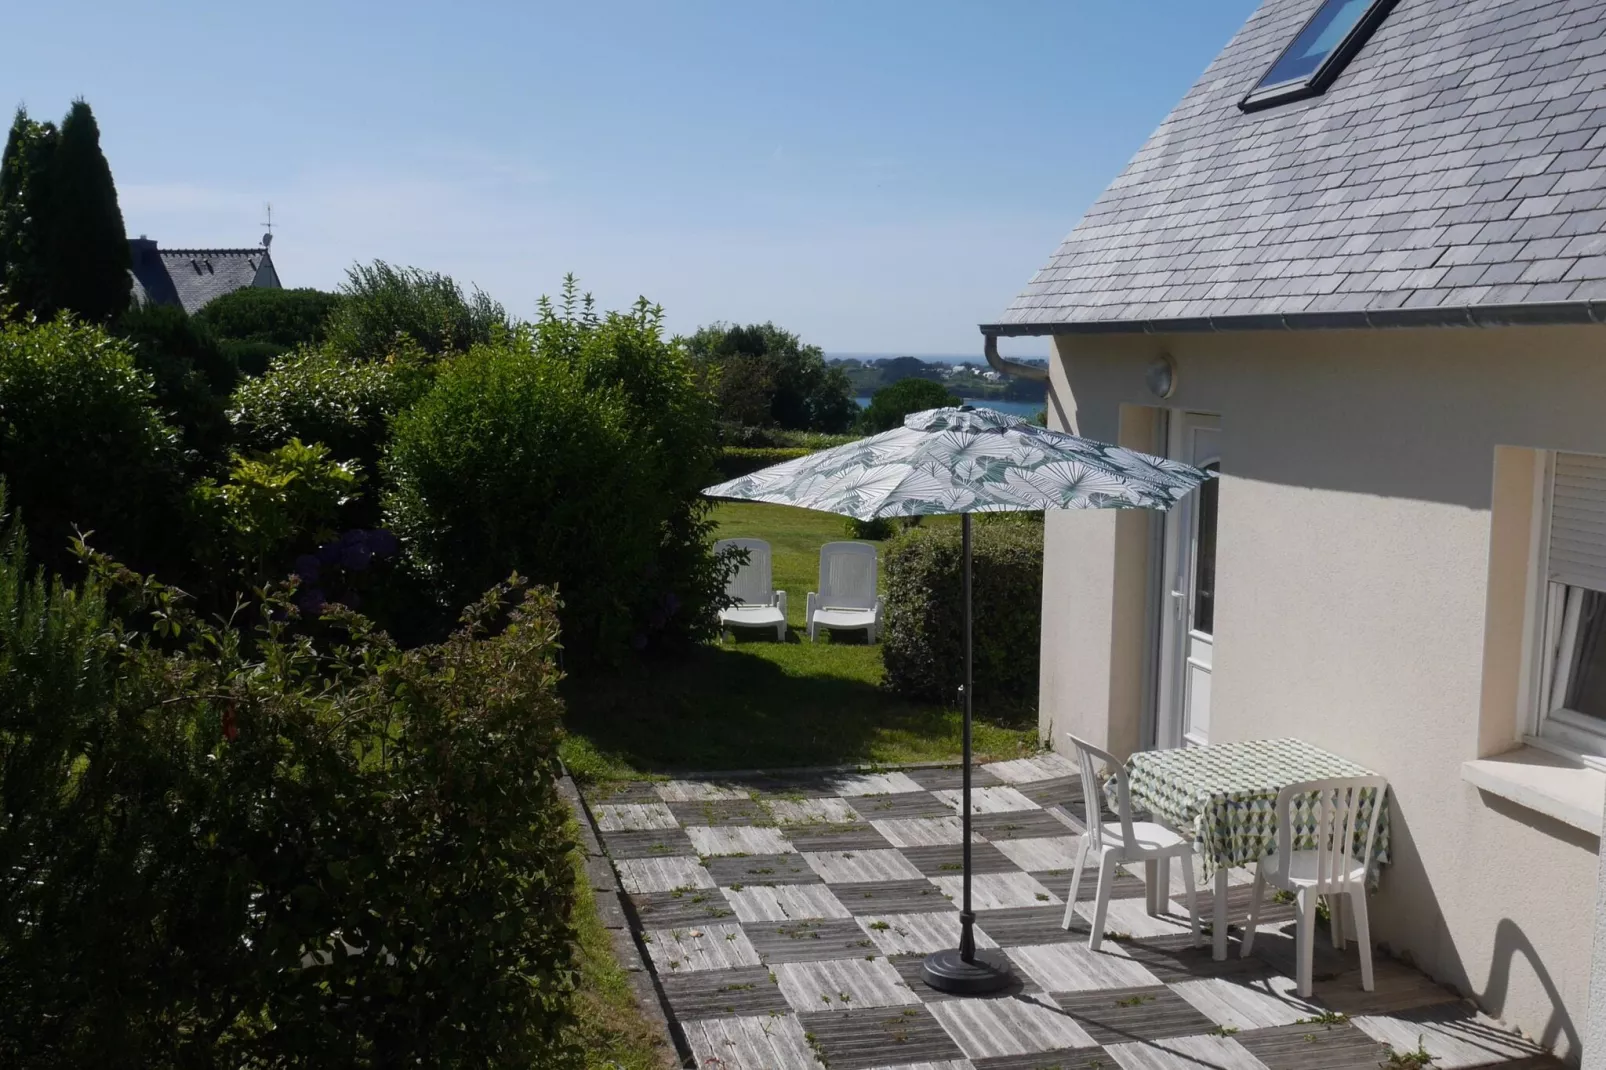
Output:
[
  {"xmin": 195, "ymin": 286, "xmax": 345, "ymax": 374},
  {"xmin": 0, "ymin": 108, "xmax": 58, "ymax": 316},
  {"xmin": 858, "ymin": 377, "xmax": 960, "ymax": 433},
  {"xmin": 685, "ymin": 321, "xmax": 855, "ymax": 433},
  {"xmin": 44, "ymin": 100, "xmax": 130, "ymax": 322},
  {"xmin": 324, "ymin": 261, "xmax": 507, "ymax": 363}
]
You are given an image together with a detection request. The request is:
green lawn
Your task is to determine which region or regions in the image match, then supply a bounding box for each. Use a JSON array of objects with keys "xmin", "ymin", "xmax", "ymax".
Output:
[{"xmin": 559, "ymin": 501, "xmax": 1038, "ymax": 780}]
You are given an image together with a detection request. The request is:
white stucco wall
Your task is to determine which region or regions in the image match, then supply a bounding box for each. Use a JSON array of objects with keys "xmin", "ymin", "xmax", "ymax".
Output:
[{"xmin": 1038, "ymin": 323, "xmax": 1605, "ymax": 1062}]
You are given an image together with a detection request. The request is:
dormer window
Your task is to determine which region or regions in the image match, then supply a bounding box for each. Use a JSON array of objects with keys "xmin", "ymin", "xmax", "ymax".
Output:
[{"xmin": 1239, "ymin": 0, "xmax": 1397, "ymax": 112}]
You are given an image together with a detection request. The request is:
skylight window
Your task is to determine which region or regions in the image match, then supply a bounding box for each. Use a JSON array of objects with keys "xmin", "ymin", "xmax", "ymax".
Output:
[{"xmin": 1239, "ymin": 0, "xmax": 1397, "ymax": 112}]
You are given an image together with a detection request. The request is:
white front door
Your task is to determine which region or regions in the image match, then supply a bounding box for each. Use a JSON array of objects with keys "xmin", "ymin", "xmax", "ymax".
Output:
[{"xmin": 1156, "ymin": 412, "xmax": 1220, "ymax": 749}]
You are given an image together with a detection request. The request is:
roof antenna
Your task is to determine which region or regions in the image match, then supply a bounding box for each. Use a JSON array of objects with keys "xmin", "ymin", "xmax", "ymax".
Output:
[{"xmin": 260, "ymin": 202, "xmax": 274, "ymax": 248}]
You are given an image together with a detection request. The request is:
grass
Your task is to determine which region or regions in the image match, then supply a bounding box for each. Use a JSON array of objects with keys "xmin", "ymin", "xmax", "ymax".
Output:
[
  {"xmin": 560, "ymin": 501, "xmax": 1037, "ymax": 780},
  {"xmin": 564, "ymin": 820, "xmax": 673, "ymax": 1069}
]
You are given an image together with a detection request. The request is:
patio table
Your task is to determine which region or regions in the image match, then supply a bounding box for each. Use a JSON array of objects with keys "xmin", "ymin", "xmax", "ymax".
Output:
[{"xmin": 1111, "ymin": 738, "xmax": 1390, "ymax": 961}]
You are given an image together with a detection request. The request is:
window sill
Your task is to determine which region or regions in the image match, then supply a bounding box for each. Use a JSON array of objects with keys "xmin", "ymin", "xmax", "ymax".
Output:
[{"xmin": 1462, "ymin": 746, "xmax": 1605, "ymax": 835}]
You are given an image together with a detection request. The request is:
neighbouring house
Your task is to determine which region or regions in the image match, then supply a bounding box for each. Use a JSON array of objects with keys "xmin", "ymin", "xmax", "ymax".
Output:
[
  {"xmin": 128, "ymin": 233, "xmax": 281, "ymax": 314},
  {"xmin": 983, "ymin": 0, "xmax": 1606, "ymax": 1061}
]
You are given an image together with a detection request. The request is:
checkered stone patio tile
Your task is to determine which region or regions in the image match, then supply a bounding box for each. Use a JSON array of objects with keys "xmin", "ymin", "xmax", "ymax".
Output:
[
  {"xmin": 723, "ymin": 883, "xmax": 851, "ymax": 922},
  {"xmin": 857, "ymin": 912, "xmax": 1000, "ymax": 956},
  {"xmin": 870, "ymin": 816, "xmax": 982, "ymax": 848},
  {"xmin": 775, "ymin": 957, "xmax": 923, "ymax": 1011},
  {"xmin": 669, "ymin": 799, "xmax": 774, "ymax": 827},
  {"xmin": 592, "ymin": 802, "xmax": 680, "ymax": 831},
  {"xmin": 643, "ymin": 922, "xmax": 761, "ymax": 973},
  {"xmin": 768, "ymin": 797, "xmax": 863, "ymax": 825},
  {"xmin": 852, "ymin": 791, "xmax": 962, "ymax": 820},
  {"xmin": 614, "ymin": 855, "xmax": 714, "ymax": 894},
  {"xmin": 681, "ymin": 1012, "xmax": 822, "ymax": 1070},
  {"xmin": 583, "ymin": 757, "xmax": 1564, "ymax": 1070},
  {"xmin": 827, "ymin": 771, "xmax": 927, "ymax": 796},
  {"xmin": 598, "ymin": 826, "xmax": 697, "ymax": 859},
  {"xmin": 632, "ymin": 888, "xmax": 739, "ymax": 927},
  {"xmin": 841, "ymin": 879, "xmax": 956, "ymax": 915},
  {"xmin": 687, "ymin": 824, "xmax": 796, "ymax": 856},
  {"xmin": 705, "ymin": 852, "xmax": 820, "ymax": 886},
  {"xmin": 925, "ymin": 992, "xmax": 1097, "ymax": 1059},
  {"xmin": 798, "ymin": 1005, "xmax": 968, "ymax": 1070},
  {"xmin": 745, "ymin": 917, "xmax": 883, "ymax": 964},
  {"xmin": 805, "ymin": 849, "xmax": 926, "ymax": 883},
  {"xmin": 928, "ymin": 872, "xmax": 1061, "ymax": 910},
  {"xmin": 787, "ymin": 822, "xmax": 896, "ymax": 852},
  {"xmin": 654, "ymin": 780, "xmax": 754, "ymax": 802},
  {"xmin": 899, "ymin": 843, "xmax": 1020, "ymax": 879},
  {"xmin": 934, "ymin": 786, "xmax": 1040, "ymax": 815},
  {"xmin": 659, "ymin": 965, "xmax": 792, "ymax": 1020},
  {"xmin": 984, "ymin": 753, "xmax": 1080, "ymax": 784}
]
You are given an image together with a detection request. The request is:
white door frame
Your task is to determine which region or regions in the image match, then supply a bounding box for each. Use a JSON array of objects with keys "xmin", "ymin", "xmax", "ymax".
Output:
[{"xmin": 1155, "ymin": 411, "xmax": 1221, "ymax": 750}]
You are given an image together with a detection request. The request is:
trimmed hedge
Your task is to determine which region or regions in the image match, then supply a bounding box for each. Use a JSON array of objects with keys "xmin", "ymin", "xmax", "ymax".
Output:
[
  {"xmin": 882, "ymin": 522, "xmax": 1043, "ymax": 708},
  {"xmin": 714, "ymin": 446, "xmax": 812, "ymax": 480}
]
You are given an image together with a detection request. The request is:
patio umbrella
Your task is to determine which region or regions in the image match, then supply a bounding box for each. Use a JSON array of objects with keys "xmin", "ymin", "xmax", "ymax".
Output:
[{"xmin": 703, "ymin": 406, "xmax": 1211, "ymax": 994}]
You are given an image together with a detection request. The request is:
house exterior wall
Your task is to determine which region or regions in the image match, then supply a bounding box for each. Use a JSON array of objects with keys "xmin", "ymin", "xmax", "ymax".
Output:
[
  {"xmin": 1590, "ymin": 802, "xmax": 1606, "ymax": 1069},
  {"xmin": 1037, "ymin": 323, "xmax": 1605, "ymax": 1061}
]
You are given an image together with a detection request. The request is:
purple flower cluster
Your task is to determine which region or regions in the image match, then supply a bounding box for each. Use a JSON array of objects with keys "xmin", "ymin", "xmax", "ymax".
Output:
[{"xmin": 293, "ymin": 528, "xmax": 400, "ymax": 616}]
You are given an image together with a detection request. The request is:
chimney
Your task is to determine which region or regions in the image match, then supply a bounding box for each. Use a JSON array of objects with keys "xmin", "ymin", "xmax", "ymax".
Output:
[{"xmin": 128, "ymin": 235, "xmax": 158, "ymax": 266}]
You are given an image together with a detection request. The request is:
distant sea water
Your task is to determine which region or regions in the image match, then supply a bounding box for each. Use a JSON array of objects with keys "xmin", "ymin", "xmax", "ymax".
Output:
[{"xmin": 853, "ymin": 396, "xmax": 1044, "ymax": 419}]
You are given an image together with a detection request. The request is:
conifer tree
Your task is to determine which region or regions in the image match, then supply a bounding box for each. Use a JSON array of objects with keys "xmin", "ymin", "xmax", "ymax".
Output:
[
  {"xmin": 44, "ymin": 100, "xmax": 130, "ymax": 321},
  {"xmin": 0, "ymin": 107, "xmax": 59, "ymax": 317}
]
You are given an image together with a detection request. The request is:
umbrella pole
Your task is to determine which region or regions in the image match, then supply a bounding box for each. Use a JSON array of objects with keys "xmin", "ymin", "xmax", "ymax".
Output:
[
  {"xmin": 959, "ymin": 511, "xmax": 975, "ymax": 960},
  {"xmin": 920, "ymin": 512, "xmax": 1013, "ymax": 995}
]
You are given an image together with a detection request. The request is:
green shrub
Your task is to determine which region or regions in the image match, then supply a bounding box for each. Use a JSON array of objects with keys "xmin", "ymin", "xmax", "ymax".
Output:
[
  {"xmin": 115, "ymin": 301, "xmax": 237, "ymax": 461},
  {"xmin": 858, "ymin": 377, "xmax": 959, "ymax": 433},
  {"xmin": 385, "ymin": 300, "xmax": 716, "ymax": 662},
  {"xmin": 0, "ymin": 313, "xmax": 186, "ymax": 576},
  {"xmin": 230, "ymin": 345, "xmax": 429, "ymax": 501},
  {"xmin": 196, "ymin": 438, "xmax": 362, "ymax": 584},
  {"xmin": 715, "ymin": 446, "xmax": 813, "ymax": 480},
  {"xmin": 0, "ymin": 495, "xmax": 581, "ymax": 1066},
  {"xmin": 843, "ymin": 516, "xmax": 894, "ymax": 540},
  {"xmin": 882, "ymin": 522, "xmax": 1043, "ymax": 708},
  {"xmin": 325, "ymin": 260, "xmax": 507, "ymax": 363},
  {"xmin": 194, "ymin": 286, "xmax": 343, "ymax": 352}
]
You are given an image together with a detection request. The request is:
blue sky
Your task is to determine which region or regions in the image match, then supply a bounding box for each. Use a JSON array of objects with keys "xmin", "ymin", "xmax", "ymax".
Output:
[{"xmin": 7, "ymin": 1, "xmax": 1256, "ymax": 355}]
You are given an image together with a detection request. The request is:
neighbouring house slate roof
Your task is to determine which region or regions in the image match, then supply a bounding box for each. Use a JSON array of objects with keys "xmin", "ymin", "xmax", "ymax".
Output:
[
  {"xmin": 128, "ymin": 238, "xmax": 280, "ymax": 315},
  {"xmin": 990, "ymin": 0, "xmax": 1606, "ymax": 335}
]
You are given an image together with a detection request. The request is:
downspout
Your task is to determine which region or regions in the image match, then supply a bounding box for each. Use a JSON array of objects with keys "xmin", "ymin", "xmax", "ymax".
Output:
[{"xmin": 982, "ymin": 331, "xmax": 1050, "ymax": 382}]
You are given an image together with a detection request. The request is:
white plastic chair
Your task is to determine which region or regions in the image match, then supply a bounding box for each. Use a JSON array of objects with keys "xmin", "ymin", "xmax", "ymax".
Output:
[
  {"xmin": 1239, "ymin": 776, "xmax": 1388, "ymax": 997},
  {"xmin": 1063, "ymin": 734, "xmax": 1201, "ymax": 952},
  {"xmin": 806, "ymin": 541, "xmax": 883, "ymax": 642},
  {"xmin": 714, "ymin": 538, "xmax": 787, "ymax": 641}
]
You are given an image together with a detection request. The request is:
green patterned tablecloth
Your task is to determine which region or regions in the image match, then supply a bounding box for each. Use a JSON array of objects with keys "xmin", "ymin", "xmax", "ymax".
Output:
[{"xmin": 1112, "ymin": 738, "xmax": 1391, "ymax": 881}]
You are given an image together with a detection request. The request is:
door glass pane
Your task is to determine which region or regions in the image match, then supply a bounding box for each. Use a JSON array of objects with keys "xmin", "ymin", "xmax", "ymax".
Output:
[
  {"xmin": 1565, "ymin": 588, "xmax": 1606, "ymax": 721},
  {"xmin": 1192, "ymin": 464, "xmax": 1219, "ymax": 635}
]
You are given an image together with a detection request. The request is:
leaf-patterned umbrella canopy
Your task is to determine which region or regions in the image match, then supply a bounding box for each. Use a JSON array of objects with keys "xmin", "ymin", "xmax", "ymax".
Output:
[{"xmin": 704, "ymin": 406, "xmax": 1212, "ymax": 520}]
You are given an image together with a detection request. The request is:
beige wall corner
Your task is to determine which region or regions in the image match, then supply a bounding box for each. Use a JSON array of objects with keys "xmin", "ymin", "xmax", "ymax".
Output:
[{"xmin": 1478, "ymin": 446, "xmax": 1541, "ymax": 757}]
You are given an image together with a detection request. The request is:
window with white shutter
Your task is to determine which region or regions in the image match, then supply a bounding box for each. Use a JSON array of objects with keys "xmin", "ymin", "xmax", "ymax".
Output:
[{"xmin": 1535, "ymin": 452, "xmax": 1606, "ymax": 757}]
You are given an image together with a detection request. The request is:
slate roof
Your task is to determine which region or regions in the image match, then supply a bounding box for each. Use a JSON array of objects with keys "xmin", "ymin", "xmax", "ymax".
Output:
[
  {"xmin": 129, "ymin": 238, "xmax": 280, "ymax": 315},
  {"xmin": 990, "ymin": 0, "xmax": 1606, "ymax": 335}
]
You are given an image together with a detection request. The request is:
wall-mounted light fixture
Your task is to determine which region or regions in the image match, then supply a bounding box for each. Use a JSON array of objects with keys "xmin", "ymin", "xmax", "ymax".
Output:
[{"xmin": 1146, "ymin": 353, "xmax": 1177, "ymax": 400}]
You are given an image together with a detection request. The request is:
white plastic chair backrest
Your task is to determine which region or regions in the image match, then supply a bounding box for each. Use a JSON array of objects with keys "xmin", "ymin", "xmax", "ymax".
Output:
[
  {"xmin": 715, "ymin": 538, "xmax": 773, "ymax": 606},
  {"xmin": 1067, "ymin": 734, "xmax": 1137, "ymax": 852},
  {"xmin": 818, "ymin": 542, "xmax": 878, "ymax": 610},
  {"xmin": 1273, "ymin": 776, "xmax": 1389, "ymax": 893}
]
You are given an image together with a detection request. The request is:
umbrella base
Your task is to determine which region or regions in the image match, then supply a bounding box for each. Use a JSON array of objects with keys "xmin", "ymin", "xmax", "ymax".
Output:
[{"xmin": 919, "ymin": 947, "xmax": 1014, "ymax": 994}]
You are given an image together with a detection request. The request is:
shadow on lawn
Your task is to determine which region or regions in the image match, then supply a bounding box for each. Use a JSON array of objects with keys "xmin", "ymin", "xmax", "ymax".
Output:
[{"xmin": 560, "ymin": 641, "xmax": 1035, "ymax": 778}]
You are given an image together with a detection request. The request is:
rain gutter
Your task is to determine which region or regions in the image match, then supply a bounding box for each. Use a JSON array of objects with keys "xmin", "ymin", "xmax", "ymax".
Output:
[
  {"xmin": 982, "ymin": 332, "xmax": 1049, "ymax": 382},
  {"xmin": 980, "ymin": 299, "xmax": 1606, "ymax": 338}
]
